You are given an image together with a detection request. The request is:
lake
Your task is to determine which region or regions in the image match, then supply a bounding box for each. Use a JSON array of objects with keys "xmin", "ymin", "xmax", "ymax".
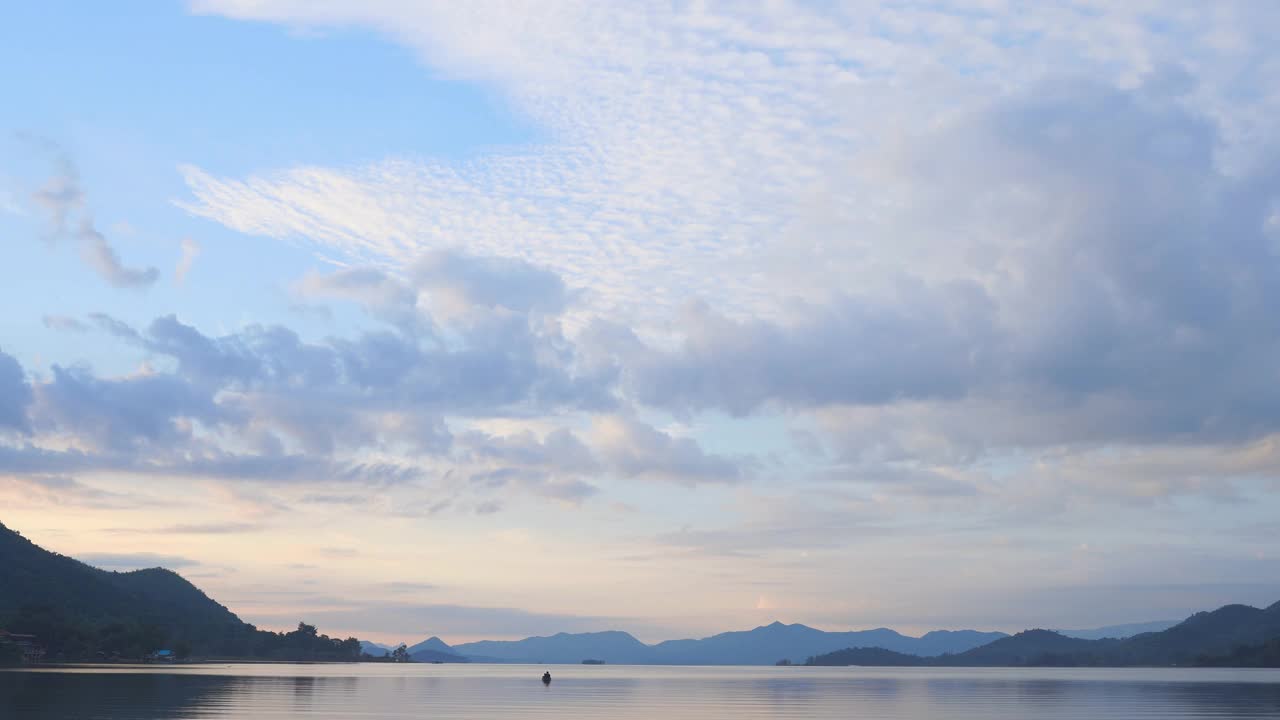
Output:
[{"xmin": 3, "ymin": 664, "xmax": 1280, "ymax": 719}]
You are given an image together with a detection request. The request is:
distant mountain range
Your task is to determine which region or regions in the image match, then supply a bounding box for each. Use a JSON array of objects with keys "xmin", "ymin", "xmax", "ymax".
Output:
[
  {"xmin": 399, "ymin": 623, "xmax": 1007, "ymax": 665},
  {"xmin": 407, "ymin": 636, "xmax": 468, "ymax": 663},
  {"xmin": 7, "ymin": 519, "xmax": 1275, "ymax": 668},
  {"xmin": 807, "ymin": 600, "xmax": 1280, "ymax": 667},
  {"xmin": 343, "ymin": 619, "xmax": 1183, "ymax": 665},
  {"xmin": 359, "ymin": 640, "xmax": 393, "ymax": 657}
]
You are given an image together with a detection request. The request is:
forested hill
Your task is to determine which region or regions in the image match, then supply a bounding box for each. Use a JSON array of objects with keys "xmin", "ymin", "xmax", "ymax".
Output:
[
  {"xmin": 807, "ymin": 599, "xmax": 1280, "ymax": 668},
  {"xmin": 0, "ymin": 522, "xmax": 362, "ymax": 662}
]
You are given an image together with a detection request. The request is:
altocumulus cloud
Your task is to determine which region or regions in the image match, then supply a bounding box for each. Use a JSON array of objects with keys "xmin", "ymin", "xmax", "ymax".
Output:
[{"xmin": 574, "ymin": 77, "xmax": 1280, "ymax": 499}]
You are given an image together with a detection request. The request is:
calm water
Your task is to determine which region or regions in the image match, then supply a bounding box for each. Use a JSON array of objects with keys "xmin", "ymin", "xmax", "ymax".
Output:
[{"xmin": 3, "ymin": 664, "xmax": 1280, "ymax": 719}]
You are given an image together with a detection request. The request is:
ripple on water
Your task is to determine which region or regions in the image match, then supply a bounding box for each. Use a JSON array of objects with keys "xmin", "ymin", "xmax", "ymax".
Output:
[{"xmin": 2, "ymin": 665, "xmax": 1280, "ymax": 720}]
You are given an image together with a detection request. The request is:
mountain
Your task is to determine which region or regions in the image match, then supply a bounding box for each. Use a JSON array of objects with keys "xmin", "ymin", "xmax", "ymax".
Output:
[
  {"xmin": 405, "ymin": 635, "xmax": 468, "ymax": 663},
  {"xmin": 409, "ymin": 645, "xmax": 471, "ymax": 661},
  {"xmin": 915, "ymin": 629, "xmax": 1014, "ymax": 655},
  {"xmin": 1196, "ymin": 636, "xmax": 1280, "ymax": 667},
  {"xmin": 0, "ymin": 521, "xmax": 246, "ymax": 658},
  {"xmin": 453, "ymin": 631, "xmax": 652, "ymax": 664},
  {"xmin": 805, "ymin": 646, "xmax": 925, "ymax": 666},
  {"xmin": 408, "ymin": 636, "xmax": 455, "ymax": 655},
  {"xmin": 360, "ymin": 640, "xmax": 392, "ymax": 657},
  {"xmin": 809, "ymin": 629, "xmax": 1116, "ymax": 667},
  {"xmin": 646, "ymin": 622, "xmax": 1006, "ymax": 665},
  {"xmin": 1107, "ymin": 601, "xmax": 1280, "ymax": 666},
  {"xmin": 938, "ymin": 630, "xmax": 1117, "ymax": 666},
  {"xmin": 809, "ymin": 599, "xmax": 1280, "ymax": 667},
  {"xmin": 0, "ymin": 521, "xmax": 362, "ymax": 662},
  {"xmin": 1059, "ymin": 620, "xmax": 1178, "ymax": 640},
  {"xmin": 0, "ymin": 523, "xmax": 241, "ymax": 632},
  {"xmin": 447, "ymin": 622, "xmax": 1006, "ymax": 665}
]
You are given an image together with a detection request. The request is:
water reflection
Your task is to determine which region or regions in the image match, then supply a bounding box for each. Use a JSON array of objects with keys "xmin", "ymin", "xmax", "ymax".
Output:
[
  {"xmin": 0, "ymin": 671, "xmax": 229, "ymax": 719},
  {"xmin": 2, "ymin": 665, "xmax": 1279, "ymax": 720}
]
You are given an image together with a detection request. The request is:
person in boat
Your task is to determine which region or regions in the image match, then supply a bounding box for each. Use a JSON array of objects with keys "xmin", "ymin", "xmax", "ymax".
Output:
[{"xmin": 542, "ymin": 671, "xmax": 551, "ymax": 684}]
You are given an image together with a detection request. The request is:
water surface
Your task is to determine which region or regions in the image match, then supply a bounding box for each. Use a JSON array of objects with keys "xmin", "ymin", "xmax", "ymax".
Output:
[{"xmin": 3, "ymin": 664, "xmax": 1279, "ymax": 719}]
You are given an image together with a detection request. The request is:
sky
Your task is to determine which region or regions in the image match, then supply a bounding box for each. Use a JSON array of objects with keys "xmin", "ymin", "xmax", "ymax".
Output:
[{"xmin": 3, "ymin": 0, "xmax": 1280, "ymax": 646}]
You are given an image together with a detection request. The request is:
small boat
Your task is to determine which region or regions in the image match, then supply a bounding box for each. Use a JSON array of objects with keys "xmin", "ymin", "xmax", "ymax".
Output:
[{"xmin": 542, "ymin": 671, "xmax": 552, "ymax": 685}]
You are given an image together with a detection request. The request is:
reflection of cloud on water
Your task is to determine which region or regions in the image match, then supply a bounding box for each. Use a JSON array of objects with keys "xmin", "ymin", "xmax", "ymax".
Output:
[{"xmin": 2, "ymin": 668, "xmax": 1279, "ymax": 719}]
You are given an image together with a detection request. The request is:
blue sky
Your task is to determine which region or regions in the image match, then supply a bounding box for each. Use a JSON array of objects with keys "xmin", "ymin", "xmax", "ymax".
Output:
[{"xmin": 4, "ymin": 1, "xmax": 1280, "ymax": 645}]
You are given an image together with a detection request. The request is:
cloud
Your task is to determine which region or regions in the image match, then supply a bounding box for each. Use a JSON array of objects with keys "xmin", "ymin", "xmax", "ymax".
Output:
[
  {"xmin": 0, "ymin": 474, "xmax": 136, "ymax": 509},
  {"xmin": 453, "ymin": 415, "xmax": 747, "ymax": 492},
  {"xmin": 76, "ymin": 217, "xmax": 160, "ymax": 288},
  {"xmin": 0, "ymin": 252, "xmax": 628, "ymax": 508},
  {"xmin": 169, "ymin": 4, "xmax": 1280, "ymax": 519},
  {"xmin": 584, "ymin": 289, "xmax": 993, "ymax": 417},
  {"xmin": 42, "ymin": 315, "xmax": 89, "ymax": 333},
  {"xmin": 174, "ymin": 237, "xmax": 200, "ymax": 285},
  {"xmin": 30, "ymin": 151, "xmax": 83, "ymax": 237},
  {"xmin": 653, "ymin": 490, "xmax": 887, "ymax": 557},
  {"xmin": 591, "ymin": 415, "xmax": 743, "ymax": 485},
  {"xmin": 559, "ymin": 75, "xmax": 1280, "ymax": 491},
  {"xmin": 247, "ymin": 602, "xmax": 621, "ymax": 639},
  {"xmin": 380, "ymin": 581, "xmax": 439, "ymax": 594},
  {"xmin": 77, "ymin": 551, "xmax": 200, "ymax": 570},
  {"xmin": 26, "ymin": 144, "xmax": 159, "ymax": 288},
  {"xmin": 32, "ymin": 363, "xmax": 224, "ymax": 453},
  {"xmin": 182, "ymin": 3, "xmax": 1280, "ymax": 324},
  {"xmin": 411, "ymin": 249, "xmax": 568, "ymax": 317},
  {"xmin": 0, "ymin": 349, "xmax": 33, "ymax": 434},
  {"xmin": 106, "ymin": 522, "xmax": 265, "ymax": 535}
]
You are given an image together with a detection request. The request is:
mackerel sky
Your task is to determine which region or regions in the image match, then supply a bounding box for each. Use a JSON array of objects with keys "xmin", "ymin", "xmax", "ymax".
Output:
[{"xmin": 3, "ymin": 1, "xmax": 1280, "ymax": 645}]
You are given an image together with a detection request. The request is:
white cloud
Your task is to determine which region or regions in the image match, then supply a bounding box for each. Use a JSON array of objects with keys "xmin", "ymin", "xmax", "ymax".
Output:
[
  {"xmin": 170, "ymin": 0, "xmax": 1280, "ymax": 517},
  {"xmin": 182, "ymin": 1, "xmax": 1280, "ymax": 324},
  {"xmin": 175, "ymin": 237, "xmax": 201, "ymax": 286}
]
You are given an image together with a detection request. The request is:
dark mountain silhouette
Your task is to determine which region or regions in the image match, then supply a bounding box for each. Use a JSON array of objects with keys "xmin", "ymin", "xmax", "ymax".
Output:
[
  {"xmin": 0, "ymin": 522, "xmax": 361, "ymax": 662},
  {"xmin": 804, "ymin": 646, "xmax": 925, "ymax": 666},
  {"xmin": 1106, "ymin": 600, "xmax": 1280, "ymax": 666},
  {"xmin": 1, "ymin": 522, "xmax": 241, "ymax": 633},
  {"xmin": 448, "ymin": 622, "xmax": 1006, "ymax": 665},
  {"xmin": 937, "ymin": 630, "xmax": 1117, "ymax": 666},
  {"xmin": 808, "ymin": 599, "xmax": 1280, "ymax": 667},
  {"xmin": 1196, "ymin": 636, "xmax": 1280, "ymax": 667}
]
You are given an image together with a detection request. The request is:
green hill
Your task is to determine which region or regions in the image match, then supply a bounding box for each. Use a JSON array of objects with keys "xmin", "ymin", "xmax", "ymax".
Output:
[{"xmin": 0, "ymin": 522, "xmax": 362, "ymax": 662}]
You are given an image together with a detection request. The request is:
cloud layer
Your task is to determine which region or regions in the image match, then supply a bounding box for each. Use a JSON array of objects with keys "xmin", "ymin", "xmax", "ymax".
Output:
[{"xmin": 7, "ymin": 1, "xmax": 1280, "ymax": 638}]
